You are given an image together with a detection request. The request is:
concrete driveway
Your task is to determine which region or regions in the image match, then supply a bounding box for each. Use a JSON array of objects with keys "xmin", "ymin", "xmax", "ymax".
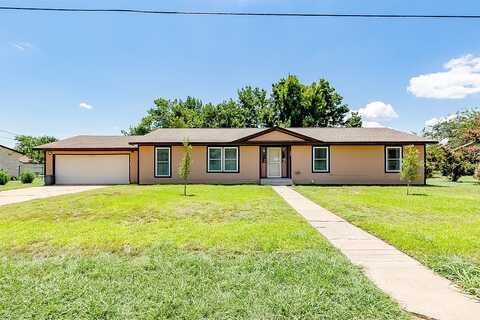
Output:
[{"xmin": 0, "ymin": 185, "xmax": 107, "ymax": 206}]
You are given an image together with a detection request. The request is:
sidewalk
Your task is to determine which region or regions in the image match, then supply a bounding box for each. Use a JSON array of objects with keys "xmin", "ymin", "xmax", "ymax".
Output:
[{"xmin": 273, "ymin": 186, "xmax": 480, "ymax": 320}]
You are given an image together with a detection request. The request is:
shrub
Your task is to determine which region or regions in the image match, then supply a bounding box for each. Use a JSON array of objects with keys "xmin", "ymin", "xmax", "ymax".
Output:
[
  {"xmin": 0, "ymin": 169, "xmax": 9, "ymax": 185},
  {"xmin": 440, "ymin": 147, "xmax": 468, "ymax": 182},
  {"xmin": 474, "ymin": 163, "xmax": 480, "ymax": 183},
  {"xmin": 425, "ymin": 161, "xmax": 434, "ymax": 178},
  {"xmin": 20, "ymin": 171, "xmax": 35, "ymax": 184}
]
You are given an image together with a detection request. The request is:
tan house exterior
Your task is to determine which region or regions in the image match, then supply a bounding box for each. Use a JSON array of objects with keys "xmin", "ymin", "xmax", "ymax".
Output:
[
  {"xmin": 38, "ymin": 127, "xmax": 436, "ymax": 185},
  {"xmin": 0, "ymin": 144, "xmax": 43, "ymax": 179}
]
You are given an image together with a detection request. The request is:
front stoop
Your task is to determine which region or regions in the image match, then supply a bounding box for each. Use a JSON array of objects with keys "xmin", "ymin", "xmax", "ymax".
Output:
[{"xmin": 260, "ymin": 178, "xmax": 293, "ymax": 186}]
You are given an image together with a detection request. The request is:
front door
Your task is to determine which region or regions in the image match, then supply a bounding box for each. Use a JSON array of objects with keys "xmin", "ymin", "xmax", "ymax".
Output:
[{"xmin": 267, "ymin": 147, "xmax": 282, "ymax": 178}]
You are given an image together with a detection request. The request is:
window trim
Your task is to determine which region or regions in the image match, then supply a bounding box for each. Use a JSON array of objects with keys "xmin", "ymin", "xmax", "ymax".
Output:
[
  {"xmin": 154, "ymin": 146, "xmax": 171, "ymax": 178},
  {"xmin": 312, "ymin": 146, "xmax": 330, "ymax": 173},
  {"xmin": 385, "ymin": 146, "xmax": 403, "ymax": 173},
  {"xmin": 207, "ymin": 146, "xmax": 240, "ymax": 173}
]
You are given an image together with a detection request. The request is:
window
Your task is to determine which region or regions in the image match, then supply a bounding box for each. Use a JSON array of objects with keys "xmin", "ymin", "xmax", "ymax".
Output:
[
  {"xmin": 313, "ymin": 146, "xmax": 329, "ymax": 172},
  {"xmin": 155, "ymin": 147, "xmax": 171, "ymax": 177},
  {"xmin": 208, "ymin": 147, "xmax": 222, "ymax": 172},
  {"xmin": 386, "ymin": 146, "xmax": 402, "ymax": 172},
  {"xmin": 224, "ymin": 147, "xmax": 238, "ymax": 172},
  {"xmin": 207, "ymin": 146, "xmax": 239, "ymax": 173}
]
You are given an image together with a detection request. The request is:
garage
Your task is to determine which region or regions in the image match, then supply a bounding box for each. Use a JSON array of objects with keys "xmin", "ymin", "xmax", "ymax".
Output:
[{"xmin": 55, "ymin": 154, "xmax": 130, "ymax": 185}]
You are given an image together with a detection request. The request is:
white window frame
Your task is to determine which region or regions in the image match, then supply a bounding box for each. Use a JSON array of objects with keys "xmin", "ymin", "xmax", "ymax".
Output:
[
  {"xmin": 223, "ymin": 147, "xmax": 239, "ymax": 172},
  {"xmin": 207, "ymin": 147, "xmax": 223, "ymax": 172},
  {"xmin": 155, "ymin": 147, "xmax": 171, "ymax": 177},
  {"xmin": 385, "ymin": 146, "xmax": 402, "ymax": 173},
  {"xmin": 313, "ymin": 146, "xmax": 329, "ymax": 173},
  {"xmin": 207, "ymin": 146, "xmax": 239, "ymax": 173}
]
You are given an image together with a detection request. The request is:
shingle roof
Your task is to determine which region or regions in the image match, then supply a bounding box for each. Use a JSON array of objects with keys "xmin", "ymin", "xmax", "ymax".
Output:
[
  {"xmin": 36, "ymin": 128, "xmax": 436, "ymax": 150},
  {"xmin": 37, "ymin": 135, "xmax": 140, "ymax": 149},
  {"xmin": 129, "ymin": 127, "xmax": 436, "ymax": 144},
  {"xmin": 289, "ymin": 127, "xmax": 435, "ymax": 143},
  {"xmin": 0, "ymin": 144, "xmax": 23, "ymax": 155},
  {"xmin": 131, "ymin": 128, "xmax": 264, "ymax": 143}
]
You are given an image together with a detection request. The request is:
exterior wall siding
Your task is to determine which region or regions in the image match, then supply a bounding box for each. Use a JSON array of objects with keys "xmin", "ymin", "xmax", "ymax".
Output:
[
  {"xmin": 291, "ymin": 144, "xmax": 425, "ymax": 185},
  {"xmin": 45, "ymin": 150, "xmax": 138, "ymax": 184},
  {"xmin": 0, "ymin": 146, "xmax": 24, "ymax": 178},
  {"xmin": 43, "ymin": 144, "xmax": 426, "ymax": 185},
  {"xmin": 139, "ymin": 145, "xmax": 260, "ymax": 184}
]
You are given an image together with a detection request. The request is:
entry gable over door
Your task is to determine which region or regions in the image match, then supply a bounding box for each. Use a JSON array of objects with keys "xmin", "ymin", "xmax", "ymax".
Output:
[{"xmin": 234, "ymin": 127, "xmax": 319, "ymax": 144}]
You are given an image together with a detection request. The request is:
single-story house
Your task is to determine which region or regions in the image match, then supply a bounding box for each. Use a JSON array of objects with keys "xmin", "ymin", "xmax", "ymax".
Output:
[
  {"xmin": 37, "ymin": 127, "xmax": 436, "ymax": 185},
  {"xmin": 0, "ymin": 144, "xmax": 43, "ymax": 179}
]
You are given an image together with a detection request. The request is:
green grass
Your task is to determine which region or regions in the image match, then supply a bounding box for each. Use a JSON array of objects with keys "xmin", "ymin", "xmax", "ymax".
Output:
[
  {"xmin": 0, "ymin": 177, "xmax": 43, "ymax": 192},
  {"xmin": 295, "ymin": 176, "xmax": 480, "ymax": 298},
  {"xmin": 0, "ymin": 185, "xmax": 407, "ymax": 319}
]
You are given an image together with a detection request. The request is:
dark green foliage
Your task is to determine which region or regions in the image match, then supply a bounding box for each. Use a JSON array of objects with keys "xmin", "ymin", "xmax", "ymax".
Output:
[
  {"xmin": 424, "ymin": 109, "xmax": 480, "ymax": 172},
  {"xmin": 440, "ymin": 147, "xmax": 467, "ymax": 182},
  {"xmin": 426, "ymin": 144, "xmax": 445, "ymax": 173},
  {"xmin": 474, "ymin": 163, "xmax": 480, "ymax": 183},
  {"xmin": 425, "ymin": 161, "xmax": 434, "ymax": 178},
  {"xmin": 15, "ymin": 135, "xmax": 57, "ymax": 163},
  {"xmin": 19, "ymin": 171, "xmax": 35, "ymax": 184},
  {"xmin": 0, "ymin": 169, "xmax": 9, "ymax": 185},
  {"xmin": 124, "ymin": 75, "xmax": 352, "ymax": 134},
  {"xmin": 345, "ymin": 112, "xmax": 363, "ymax": 128}
]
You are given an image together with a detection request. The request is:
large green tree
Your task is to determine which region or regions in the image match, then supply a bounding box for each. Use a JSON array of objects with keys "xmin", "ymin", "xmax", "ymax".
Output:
[
  {"xmin": 271, "ymin": 75, "xmax": 350, "ymax": 127},
  {"xmin": 124, "ymin": 75, "xmax": 355, "ymax": 135},
  {"xmin": 345, "ymin": 112, "xmax": 363, "ymax": 128},
  {"xmin": 15, "ymin": 135, "xmax": 57, "ymax": 163},
  {"xmin": 424, "ymin": 109, "xmax": 480, "ymax": 176}
]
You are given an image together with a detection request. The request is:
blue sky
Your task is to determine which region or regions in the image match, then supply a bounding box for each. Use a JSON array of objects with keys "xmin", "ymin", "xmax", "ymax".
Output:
[{"xmin": 2, "ymin": 0, "xmax": 480, "ymax": 146}]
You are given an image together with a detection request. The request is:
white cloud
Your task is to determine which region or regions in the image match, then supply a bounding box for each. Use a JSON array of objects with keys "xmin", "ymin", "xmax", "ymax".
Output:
[
  {"xmin": 79, "ymin": 102, "xmax": 93, "ymax": 110},
  {"xmin": 424, "ymin": 114, "xmax": 457, "ymax": 127},
  {"xmin": 11, "ymin": 42, "xmax": 33, "ymax": 51},
  {"xmin": 358, "ymin": 101, "xmax": 399, "ymax": 120},
  {"xmin": 351, "ymin": 101, "xmax": 399, "ymax": 128},
  {"xmin": 425, "ymin": 117, "xmax": 441, "ymax": 127},
  {"xmin": 408, "ymin": 54, "xmax": 480, "ymax": 99},
  {"xmin": 363, "ymin": 121, "xmax": 384, "ymax": 128}
]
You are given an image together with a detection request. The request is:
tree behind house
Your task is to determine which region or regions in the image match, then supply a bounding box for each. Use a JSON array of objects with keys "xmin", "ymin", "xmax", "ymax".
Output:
[
  {"xmin": 178, "ymin": 139, "xmax": 193, "ymax": 196},
  {"xmin": 123, "ymin": 74, "xmax": 353, "ymax": 134},
  {"xmin": 15, "ymin": 135, "xmax": 57, "ymax": 163},
  {"xmin": 400, "ymin": 145, "xmax": 419, "ymax": 195}
]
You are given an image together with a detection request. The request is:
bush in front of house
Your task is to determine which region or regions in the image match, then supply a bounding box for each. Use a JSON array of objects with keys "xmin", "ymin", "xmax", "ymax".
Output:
[
  {"xmin": 0, "ymin": 169, "xmax": 9, "ymax": 185},
  {"xmin": 20, "ymin": 171, "xmax": 35, "ymax": 184}
]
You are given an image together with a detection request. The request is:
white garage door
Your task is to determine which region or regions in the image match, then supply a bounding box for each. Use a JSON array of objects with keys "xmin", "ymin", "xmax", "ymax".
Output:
[{"xmin": 55, "ymin": 155, "xmax": 130, "ymax": 185}]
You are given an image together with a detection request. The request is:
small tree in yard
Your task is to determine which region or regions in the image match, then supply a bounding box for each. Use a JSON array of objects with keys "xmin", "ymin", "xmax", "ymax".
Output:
[
  {"xmin": 178, "ymin": 138, "xmax": 192, "ymax": 196},
  {"xmin": 401, "ymin": 145, "xmax": 419, "ymax": 195}
]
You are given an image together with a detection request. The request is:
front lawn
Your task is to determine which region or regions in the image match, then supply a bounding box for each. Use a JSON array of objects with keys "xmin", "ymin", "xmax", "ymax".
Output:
[
  {"xmin": 295, "ymin": 176, "xmax": 480, "ymax": 298},
  {"xmin": 0, "ymin": 177, "xmax": 43, "ymax": 192},
  {"xmin": 0, "ymin": 185, "xmax": 406, "ymax": 319}
]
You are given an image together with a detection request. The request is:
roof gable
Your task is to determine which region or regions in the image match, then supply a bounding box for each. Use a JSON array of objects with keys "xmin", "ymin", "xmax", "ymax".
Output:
[
  {"xmin": 233, "ymin": 127, "xmax": 319, "ymax": 143},
  {"xmin": 0, "ymin": 144, "xmax": 23, "ymax": 156}
]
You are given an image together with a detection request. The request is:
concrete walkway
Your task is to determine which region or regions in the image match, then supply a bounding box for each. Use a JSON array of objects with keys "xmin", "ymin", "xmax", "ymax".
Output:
[
  {"xmin": 0, "ymin": 185, "xmax": 106, "ymax": 206},
  {"xmin": 273, "ymin": 186, "xmax": 480, "ymax": 320}
]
